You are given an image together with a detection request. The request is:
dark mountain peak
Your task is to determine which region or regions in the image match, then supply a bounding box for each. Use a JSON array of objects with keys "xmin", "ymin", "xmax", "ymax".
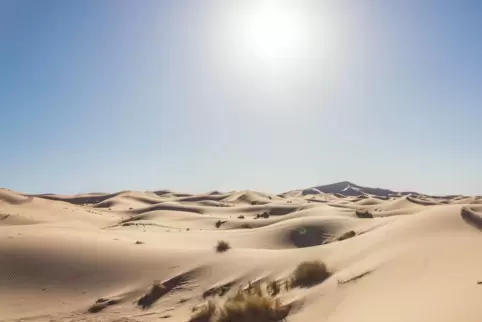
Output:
[{"xmin": 310, "ymin": 181, "xmax": 397, "ymax": 198}]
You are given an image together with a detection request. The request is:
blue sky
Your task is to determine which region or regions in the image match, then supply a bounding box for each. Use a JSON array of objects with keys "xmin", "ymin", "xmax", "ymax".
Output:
[{"xmin": 1, "ymin": 0, "xmax": 482, "ymax": 195}]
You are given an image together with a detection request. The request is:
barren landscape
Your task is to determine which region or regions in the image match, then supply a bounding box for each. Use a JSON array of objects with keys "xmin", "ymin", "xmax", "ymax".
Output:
[{"xmin": 2, "ymin": 181, "xmax": 482, "ymax": 321}]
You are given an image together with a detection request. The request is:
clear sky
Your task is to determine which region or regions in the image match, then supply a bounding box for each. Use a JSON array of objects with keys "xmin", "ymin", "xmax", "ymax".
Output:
[{"xmin": 1, "ymin": 0, "xmax": 482, "ymax": 195}]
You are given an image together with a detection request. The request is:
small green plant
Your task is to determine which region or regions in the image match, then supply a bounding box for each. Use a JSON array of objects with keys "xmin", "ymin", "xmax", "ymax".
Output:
[
  {"xmin": 216, "ymin": 240, "xmax": 231, "ymax": 253},
  {"xmin": 291, "ymin": 260, "xmax": 329, "ymax": 288}
]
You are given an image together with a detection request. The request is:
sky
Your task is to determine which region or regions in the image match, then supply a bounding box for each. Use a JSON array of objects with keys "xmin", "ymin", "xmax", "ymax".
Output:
[{"xmin": 1, "ymin": 0, "xmax": 482, "ymax": 195}]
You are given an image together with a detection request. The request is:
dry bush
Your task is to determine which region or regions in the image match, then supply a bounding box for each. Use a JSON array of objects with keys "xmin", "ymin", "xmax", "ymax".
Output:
[
  {"xmin": 336, "ymin": 230, "xmax": 356, "ymax": 241},
  {"xmin": 290, "ymin": 260, "xmax": 329, "ymax": 288},
  {"xmin": 189, "ymin": 300, "xmax": 217, "ymax": 322},
  {"xmin": 266, "ymin": 280, "xmax": 280, "ymax": 296},
  {"xmin": 190, "ymin": 281, "xmax": 291, "ymax": 322},
  {"xmin": 216, "ymin": 292, "xmax": 290, "ymax": 322},
  {"xmin": 217, "ymin": 293, "xmax": 288, "ymax": 322},
  {"xmin": 355, "ymin": 210, "xmax": 373, "ymax": 218},
  {"xmin": 88, "ymin": 298, "xmax": 120, "ymax": 313},
  {"xmin": 216, "ymin": 240, "xmax": 231, "ymax": 253},
  {"xmin": 215, "ymin": 220, "xmax": 227, "ymax": 228},
  {"xmin": 137, "ymin": 282, "xmax": 168, "ymax": 309},
  {"xmin": 238, "ymin": 215, "xmax": 245, "ymax": 219},
  {"xmin": 239, "ymin": 223, "xmax": 252, "ymax": 229},
  {"xmin": 255, "ymin": 212, "xmax": 270, "ymax": 219}
]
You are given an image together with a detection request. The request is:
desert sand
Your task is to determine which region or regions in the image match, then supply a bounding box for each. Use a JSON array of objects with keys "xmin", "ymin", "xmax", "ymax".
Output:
[{"xmin": 2, "ymin": 181, "xmax": 482, "ymax": 321}]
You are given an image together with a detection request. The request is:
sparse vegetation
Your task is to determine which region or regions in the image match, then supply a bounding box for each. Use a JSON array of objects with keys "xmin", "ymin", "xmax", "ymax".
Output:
[
  {"xmin": 215, "ymin": 220, "xmax": 227, "ymax": 228},
  {"xmin": 255, "ymin": 212, "xmax": 270, "ymax": 219},
  {"xmin": 203, "ymin": 282, "xmax": 235, "ymax": 298},
  {"xmin": 137, "ymin": 282, "xmax": 168, "ymax": 309},
  {"xmin": 88, "ymin": 298, "xmax": 120, "ymax": 313},
  {"xmin": 216, "ymin": 240, "xmax": 231, "ymax": 253},
  {"xmin": 191, "ymin": 285, "xmax": 291, "ymax": 322},
  {"xmin": 135, "ymin": 240, "xmax": 144, "ymax": 244},
  {"xmin": 189, "ymin": 300, "xmax": 217, "ymax": 322},
  {"xmin": 355, "ymin": 209, "xmax": 373, "ymax": 218},
  {"xmin": 239, "ymin": 223, "xmax": 252, "ymax": 229},
  {"xmin": 238, "ymin": 215, "xmax": 245, "ymax": 219},
  {"xmin": 266, "ymin": 280, "xmax": 280, "ymax": 296},
  {"xmin": 336, "ymin": 230, "xmax": 356, "ymax": 241},
  {"xmin": 216, "ymin": 292, "xmax": 290, "ymax": 322},
  {"xmin": 291, "ymin": 260, "xmax": 330, "ymax": 288}
]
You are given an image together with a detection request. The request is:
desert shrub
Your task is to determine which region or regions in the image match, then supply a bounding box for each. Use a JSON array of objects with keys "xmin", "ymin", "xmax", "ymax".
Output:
[
  {"xmin": 355, "ymin": 210, "xmax": 373, "ymax": 218},
  {"xmin": 88, "ymin": 298, "xmax": 120, "ymax": 313},
  {"xmin": 137, "ymin": 282, "xmax": 167, "ymax": 309},
  {"xmin": 215, "ymin": 220, "xmax": 227, "ymax": 228},
  {"xmin": 190, "ymin": 281, "xmax": 291, "ymax": 322},
  {"xmin": 189, "ymin": 300, "xmax": 217, "ymax": 322},
  {"xmin": 336, "ymin": 230, "xmax": 356, "ymax": 241},
  {"xmin": 216, "ymin": 240, "xmax": 231, "ymax": 253},
  {"xmin": 239, "ymin": 223, "xmax": 252, "ymax": 229},
  {"xmin": 291, "ymin": 260, "xmax": 329, "ymax": 288},
  {"xmin": 255, "ymin": 212, "xmax": 270, "ymax": 219},
  {"xmin": 216, "ymin": 292, "xmax": 290, "ymax": 322},
  {"xmin": 245, "ymin": 281, "xmax": 263, "ymax": 296},
  {"xmin": 266, "ymin": 280, "xmax": 280, "ymax": 296},
  {"xmin": 238, "ymin": 215, "xmax": 245, "ymax": 219}
]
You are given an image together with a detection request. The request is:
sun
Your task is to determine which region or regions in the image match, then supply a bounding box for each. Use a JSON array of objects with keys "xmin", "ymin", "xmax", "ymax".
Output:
[
  {"xmin": 238, "ymin": 1, "xmax": 309, "ymax": 65},
  {"xmin": 217, "ymin": 0, "xmax": 314, "ymax": 71}
]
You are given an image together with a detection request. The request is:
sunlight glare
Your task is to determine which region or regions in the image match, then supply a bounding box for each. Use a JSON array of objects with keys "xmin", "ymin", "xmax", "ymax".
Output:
[{"xmin": 238, "ymin": 1, "xmax": 309, "ymax": 66}]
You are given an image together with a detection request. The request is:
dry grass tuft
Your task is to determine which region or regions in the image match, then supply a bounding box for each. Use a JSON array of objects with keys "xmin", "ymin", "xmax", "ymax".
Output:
[
  {"xmin": 137, "ymin": 282, "xmax": 168, "ymax": 309},
  {"xmin": 355, "ymin": 210, "xmax": 373, "ymax": 218},
  {"xmin": 290, "ymin": 260, "xmax": 329, "ymax": 288},
  {"xmin": 216, "ymin": 292, "xmax": 290, "ymax": 322},
  {"xmin": 266, "ymin": 280, "xmax": 280, "ymax": 296},
  {"xmin": 255, "ymin": 212, "xmax": 270, "ymax": 219},
  {"xmin": 336, "ymin": 230, "xmax": 356, "ymax": 241},
  {"xmin": 215, "ymin": 220, "xmax": 227, "ymax": 228},
  {"xmin": 216, "ymin": 240, "xmax": 231, "ymax": 253},
  {"xmin": 191, "ymin": 280, "xmax": 291, "ymax": 322},
  {"xmin": 87, "ymin": 298, "xmax": 120, "ymax": 313},
  {"xmin": 189, "ymin": 300, "xmax": 217, "ymax": 322}
]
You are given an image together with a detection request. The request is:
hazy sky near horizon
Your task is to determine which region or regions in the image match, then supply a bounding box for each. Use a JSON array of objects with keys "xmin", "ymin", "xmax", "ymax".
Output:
[{"xmin": 1, "ymin": 0, "xmax": 482, "ymax": 195}]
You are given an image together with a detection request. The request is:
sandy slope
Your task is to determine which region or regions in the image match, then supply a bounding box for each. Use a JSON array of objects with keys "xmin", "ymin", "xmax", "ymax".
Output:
[{"xmin": 1, "ymin": 187, "xmax": 482, "ymax": 321}]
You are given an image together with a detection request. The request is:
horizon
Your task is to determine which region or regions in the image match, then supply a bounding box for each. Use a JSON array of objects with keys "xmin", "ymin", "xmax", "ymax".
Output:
[
  {"xmin": 2, "ymin": 1, "xmax": 482, "ymax": 195},
  {"xmin": 4, "ymin": 180, "xmax": 476, "ymax": 198}
]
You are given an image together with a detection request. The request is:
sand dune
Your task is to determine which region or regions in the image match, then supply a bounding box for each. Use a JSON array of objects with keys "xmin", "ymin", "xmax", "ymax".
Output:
[{"xmin": 1, "ymin": 185, "xmax": 482, "ymax": 321}]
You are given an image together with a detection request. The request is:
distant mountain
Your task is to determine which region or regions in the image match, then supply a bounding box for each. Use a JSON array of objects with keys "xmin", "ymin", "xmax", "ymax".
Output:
[
  {"xmin": 298, "ymin": 181, "xmax": 415, "ymax": 198},
  {"xmin": 314, "ymin": 181, "xmax": 394, "ymax": 197}
]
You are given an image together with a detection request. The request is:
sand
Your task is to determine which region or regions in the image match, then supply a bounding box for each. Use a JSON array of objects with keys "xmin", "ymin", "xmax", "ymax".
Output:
[{"xmin": 2, "ymin": 184, "xmax": 482, "ymax": 321}]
